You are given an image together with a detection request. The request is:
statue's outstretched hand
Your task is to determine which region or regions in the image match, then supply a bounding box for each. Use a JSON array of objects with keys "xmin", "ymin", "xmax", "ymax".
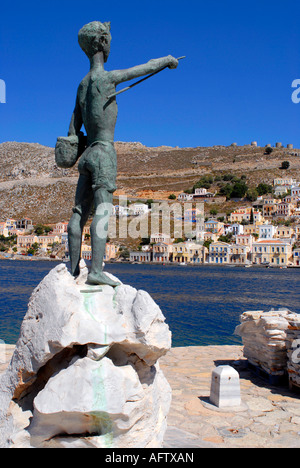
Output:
[{"xmin": 167, "ymin": 55, "xmax": 179, "ymax": 69}]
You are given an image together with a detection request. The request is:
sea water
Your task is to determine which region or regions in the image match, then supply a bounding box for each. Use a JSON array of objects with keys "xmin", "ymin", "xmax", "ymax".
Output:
[{"xmin": 0, "ymin": 260, "xmax": 299, "ymax": 346}]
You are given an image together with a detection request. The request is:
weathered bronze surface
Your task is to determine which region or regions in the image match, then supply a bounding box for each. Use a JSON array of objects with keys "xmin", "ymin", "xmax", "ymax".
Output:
[{"xmin": 56, "ymin": 21, "xmax": 179, "ymax": 285}]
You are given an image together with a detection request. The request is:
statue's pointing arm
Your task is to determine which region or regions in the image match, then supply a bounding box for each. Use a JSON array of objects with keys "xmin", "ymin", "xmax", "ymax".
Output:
[
  {"xmin": 68, "ymin": 93, "xmax": 83, "ymax": 137},
  {"xmin": 110, "ymin": 55, "xmax": 178, "ymax": 85}
]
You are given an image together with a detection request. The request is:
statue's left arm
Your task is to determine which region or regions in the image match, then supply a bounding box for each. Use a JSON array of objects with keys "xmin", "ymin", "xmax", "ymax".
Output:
[{"xmin": 68, "ymin": 94, "xmax": 83, "ymax": 136}]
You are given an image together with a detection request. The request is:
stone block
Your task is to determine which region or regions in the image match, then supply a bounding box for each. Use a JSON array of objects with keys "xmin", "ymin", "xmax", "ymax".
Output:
[{"xmin": 209, "ymin": 365, "xmax": 241, "ymax": 408}]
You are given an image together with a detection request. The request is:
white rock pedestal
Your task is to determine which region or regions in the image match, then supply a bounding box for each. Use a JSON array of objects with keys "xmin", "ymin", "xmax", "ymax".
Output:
[
  {"xmin": 209, "ymin": 365, "xmax": 241, "ymax": 408},
  {"xmin": 0, "ymin": 262, "xmax": 172, "ymax": 448}
]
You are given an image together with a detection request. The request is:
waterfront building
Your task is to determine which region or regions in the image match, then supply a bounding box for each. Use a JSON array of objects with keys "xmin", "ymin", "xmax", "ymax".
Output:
[
  {"xmin": 104, "ymin": 243, "xmax": 119, "ymax": 261},
  {"xmin": 172, "ymin": 241, "xmax": 206, "ymax": 264},
  {"xmin": 252, "ymin": 240, "xmax": 292, "ymax": 266},
  {"xmin": 208, "ymin": 242, "xmax": 231, "ymax": 264},
  {"xmin": 230, "ymin": 244, "xmax": 250, "ymax": 265},
  {"xmin": 130, "ymin": 250, "xmax": 152, "ymax": 262},
  {"xmin": 17, "ymin": 235, "xmax": 38, "ymax": 250},
  {"xmin": 153, "ymin": 242, "xmax": 173, "ymax": 262},
  {"xmin": 38, "ymin": 235, "xmax": 61, "ymax": 251},
  {"xmin": 293, "ymin": 248, "xmax": 300, "ymax": 266},
  {"xmin": 82, "ymin": 243, "xmax": 119, "ymax": 262},
  {"xmin": 81, "ymin": 244, "xmax": 92, "ymax": 260}
]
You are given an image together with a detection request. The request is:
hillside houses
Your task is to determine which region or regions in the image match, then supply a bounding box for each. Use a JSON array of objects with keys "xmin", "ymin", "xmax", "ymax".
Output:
[{"xmin": 2, "ymin": 170, "xmax": 300, "ymax": 267}]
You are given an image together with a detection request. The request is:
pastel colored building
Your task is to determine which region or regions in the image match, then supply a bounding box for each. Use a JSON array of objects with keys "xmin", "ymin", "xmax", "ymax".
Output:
[
  {"xmin": 273, "ymin": 177, "xmax": 297, "ymax": 186},
  {"xmin": 230, "ymin": 244, "xmax": 250, "ymax": 264},
  {"xmin": 229, "ymin": 207, "xmax": 263, "ymax": 224},
  {"xmin": 276, "ymin": 226, "xmax": 294, "ymax": 239},
  {"xmin": 291, "ymin": 186, "xmax": 300, "ymax": 198},
  {"xmin": 235, "ymin": 234, "xmax": 253, "ymax": 249},
  {"xmin": 178, "ymin": 192, "xmax": 194, "ymax": 201},
  {"xmin": 82, "ymin": 243, "xmax": 119, "ymax": 261},
  {"xmin": 252, "ymin": 240, "xmax": 292, "ymax": 266},
  {"xmin": 53, "ymin": 222, "xmax": 69, "ymax": 234},
  {"xmin": 130, "ymin": 250, "xmax": 152, "ymax": 262},
  {"xmin": 204, "ymin": 219, "xmax": 224, "ymax": 235},
  {"xmin": 172, "ymin": 242, "xmax": 207, "ymax": 264},
  {"xmin": 293, "ymin": 249, "xmax": 300, "ymax": 266},
  {"xmin": 153, "ymin": 242, "xmax": 173, "ymax": 262},
  {"xmin": 276, "ymin": 202, "xmax": 294, "ymax": 218},
  {"xmin": 150, "ymin": 233, "xmax": 171, "ymax": 244},
  {"xmin": 262, "ymin": 198, "xmax": 280, "ymax": 218},
  {"xmin": 258, "ymin": 223, "xmax": 277, "ymax": 240},
  {"xmin": 208, "ymin": 242, "xmax": 231, "ymax": 264}
]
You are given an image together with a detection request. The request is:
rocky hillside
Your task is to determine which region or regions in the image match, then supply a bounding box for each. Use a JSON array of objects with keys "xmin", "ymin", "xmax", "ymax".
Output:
[{"xmin": 0, "ymin": 140, "xmax": 299, "ymax": 223}]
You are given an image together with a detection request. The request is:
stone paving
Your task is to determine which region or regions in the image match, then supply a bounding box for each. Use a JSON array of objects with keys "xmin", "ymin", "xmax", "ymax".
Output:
[
  {"xmin": 160, "ymin": 345, "xmax": 300, "ymax": 448},
  {"xmin": 1, "ymin": 344, "xmax": 300, "ymax": 448}
]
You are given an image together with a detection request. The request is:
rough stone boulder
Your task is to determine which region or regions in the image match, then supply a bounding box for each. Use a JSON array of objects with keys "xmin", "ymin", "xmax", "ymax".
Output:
[{"xmin": 0, "ymin": 262, "xmax": 172, "ymax": 448}]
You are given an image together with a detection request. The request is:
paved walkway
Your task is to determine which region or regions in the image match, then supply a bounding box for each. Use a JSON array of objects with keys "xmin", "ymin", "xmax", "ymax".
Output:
[
  {"xmin": 160, "ymin": 345, "xmax": 300, "ymax": 448},
  {"xmin": 1, "ymin": 344, "xmax": 300, "ymax": 448}
]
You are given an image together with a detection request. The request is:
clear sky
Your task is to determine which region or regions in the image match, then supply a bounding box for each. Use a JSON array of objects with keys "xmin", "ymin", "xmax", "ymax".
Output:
[{"xmin": 0, "ymin": 0, "xmax": 299, "ymax": 149}]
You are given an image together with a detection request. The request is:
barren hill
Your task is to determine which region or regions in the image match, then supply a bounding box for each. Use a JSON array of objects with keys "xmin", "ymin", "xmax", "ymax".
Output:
[{"xmin": 0, "ymin": 141, "xmax": 299, "ymax": 223}]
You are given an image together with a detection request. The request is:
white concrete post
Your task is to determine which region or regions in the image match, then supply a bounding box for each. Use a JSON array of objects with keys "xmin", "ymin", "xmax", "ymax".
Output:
[{"xmin": 209, "ymin": 365, "xmax": 241, "ymax": 408}]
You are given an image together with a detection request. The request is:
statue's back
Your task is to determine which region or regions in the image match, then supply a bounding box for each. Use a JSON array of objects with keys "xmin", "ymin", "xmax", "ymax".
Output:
[{"xmin": 77, "ymin": 71, "xmax": 118, "ymax": 145}]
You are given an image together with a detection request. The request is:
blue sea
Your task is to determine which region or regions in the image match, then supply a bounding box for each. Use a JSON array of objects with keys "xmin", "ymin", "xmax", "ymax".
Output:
[{"xmin": 0, "ymin": 259, "xmax": 299, "ymax": 346}]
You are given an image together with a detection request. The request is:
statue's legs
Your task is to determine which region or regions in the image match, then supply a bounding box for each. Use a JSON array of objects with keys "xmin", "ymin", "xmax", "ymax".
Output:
[
  {"xmin": 87, "ymin": 187, "xmax": 120, "ymax": 287},
  {"xmin": 68, "ymin": 174, "xmax": 94, "ymax": 277}
]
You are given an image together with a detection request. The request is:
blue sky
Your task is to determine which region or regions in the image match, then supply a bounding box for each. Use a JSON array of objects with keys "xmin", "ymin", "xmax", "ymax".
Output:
[{"xmin": 0, "ymin": 0, "xmax": 299, "ymax": 149}]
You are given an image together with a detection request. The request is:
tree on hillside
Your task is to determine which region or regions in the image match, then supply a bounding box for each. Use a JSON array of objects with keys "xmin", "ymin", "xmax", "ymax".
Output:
[
  {"xmin": 256, "ymin": 183, "xmax": 273, "ymax": 196},
  {"xmin": 280, "ymin": 161, "xmax": 290, "ymax": 170},
  {"xmin": 246, "ymin": 188, "xmax": 258, "ymax": 202},
  {"xmin": 230, "ymin": 181, "xmax": 248, "ymax": 198}
]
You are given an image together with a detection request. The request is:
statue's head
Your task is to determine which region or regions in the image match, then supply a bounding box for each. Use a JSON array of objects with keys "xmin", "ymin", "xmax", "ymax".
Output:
[{"xmin": 78, "ymin": 21, "xmax": 111, "ymax": 62}]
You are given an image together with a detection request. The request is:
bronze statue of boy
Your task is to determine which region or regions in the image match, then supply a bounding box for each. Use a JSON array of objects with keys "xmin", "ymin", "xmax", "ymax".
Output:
[{"xmin": 56, "ymin": 21, "xmax": 178, "ymax": 286}]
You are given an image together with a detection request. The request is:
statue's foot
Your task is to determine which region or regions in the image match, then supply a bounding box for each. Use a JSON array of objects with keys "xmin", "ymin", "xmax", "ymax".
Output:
[{"xmin": 87, "ymin": 272, "xmax": 120, "ymax": 287}]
